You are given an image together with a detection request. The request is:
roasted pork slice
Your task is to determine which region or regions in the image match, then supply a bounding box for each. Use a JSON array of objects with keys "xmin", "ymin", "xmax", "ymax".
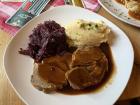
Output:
[
  {"xmin": 71, "ymin": 47, "xmax": 105, "ymax": 67},
  {"xmin": 66, "ymin": 47, "xmax": 108, "ymax": 90},
  {"xmin": 31, "ymin": 64, "xmax": 62, "ymax": 93},
  {"xmin": 31, "ymin": 52, "xmax": 72, "ymax": 93},
  {"xmin": 65, "ymin": 67, "xmax": 94, "ymax": 90}
]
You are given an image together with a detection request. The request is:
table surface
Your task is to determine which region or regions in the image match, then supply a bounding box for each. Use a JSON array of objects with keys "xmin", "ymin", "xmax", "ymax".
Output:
[{"xmin": 0, "ymin": 5, "xmax": 140, "ymax": 105}]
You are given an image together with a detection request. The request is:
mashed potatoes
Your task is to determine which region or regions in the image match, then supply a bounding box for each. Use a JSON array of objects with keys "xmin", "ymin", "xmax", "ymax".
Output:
[{"xmin": 65, "ymin": 19, "xmax": 110, "ymax": 47}]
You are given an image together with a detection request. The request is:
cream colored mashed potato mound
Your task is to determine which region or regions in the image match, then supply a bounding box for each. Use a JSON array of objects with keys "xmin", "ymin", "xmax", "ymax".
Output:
[
  {"xmin": 125, "ymin": 0, "xmax": 140, "ymax": 13},
  {"xmin": 65, "ymin": 19, "xmax": 110, "ymax": 47}
]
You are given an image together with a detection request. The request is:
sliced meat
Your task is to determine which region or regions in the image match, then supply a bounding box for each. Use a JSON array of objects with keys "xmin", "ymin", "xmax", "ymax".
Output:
[
  {"xmin": 65, "ymin": 67, "xmax": 94, "ymax": 90},
  {"xmin": 66, "ymin": 47, "xmax": 108, "ymax": 90},
  {"xmin": 31, "ymin": 52, "xmax": 72, "ymax": 93},
  {"xmin": 71, "ymin": 46, "xmax": 104, "ymax": 67},
  {"xmin": 31, "ymin": 64, "xmax": 59, "ymax": 93},
  {"xmin": 86, "ymin": 55, "xmax": 108, "ymax": 84},
  {"xmin": 43, "ymin": 52, "xmax": 72, "ymax": 72}
]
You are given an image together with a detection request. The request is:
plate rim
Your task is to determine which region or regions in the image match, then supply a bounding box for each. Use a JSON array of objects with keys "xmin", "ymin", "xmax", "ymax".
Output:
[
  {"xmin": 98, "ymin": 0, "xmax": 140, "ymax": 27},
  {"xmin": 3, "ymin": 5, "xmax": 134, "ymax": 105}
]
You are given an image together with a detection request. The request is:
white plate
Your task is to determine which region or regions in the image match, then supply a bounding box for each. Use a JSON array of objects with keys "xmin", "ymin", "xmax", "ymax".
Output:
[
  {"xmin": 4, "ymin": 5, "xmax": 134, "ymax": 105},
  {"xmin": 98, "ymin": 0, "xmax": 140, "ymax": 27}
]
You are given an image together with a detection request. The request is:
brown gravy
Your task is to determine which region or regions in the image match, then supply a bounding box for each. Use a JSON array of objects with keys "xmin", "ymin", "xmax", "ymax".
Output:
[
  {"xmin": 129, "ymin": 11, "xmax": 140, "ymax": 20},
  {"xmin": 57, "ymin": 43, "xmax": 114, "ymax": 95},
  {"xmin": 38, "ymin": 53, "xmax": 72, "ymax": 85}
]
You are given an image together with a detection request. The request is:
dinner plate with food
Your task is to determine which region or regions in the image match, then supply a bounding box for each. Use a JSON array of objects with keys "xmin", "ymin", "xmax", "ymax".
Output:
[
  {"xmin": 98, "ymin": 0, "xmax": 140, "ymax": 27},
  {"xmin": 4, "ymin": 5, "xmax": 134, "ymax": 105}
]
